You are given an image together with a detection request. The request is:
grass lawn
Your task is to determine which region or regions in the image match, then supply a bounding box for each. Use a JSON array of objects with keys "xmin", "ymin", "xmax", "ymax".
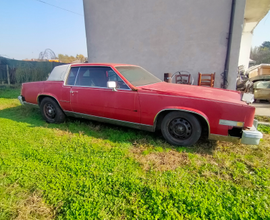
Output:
[{"xmin": 0, "ymin": 88, "xmax": 270, "ymax": 219}]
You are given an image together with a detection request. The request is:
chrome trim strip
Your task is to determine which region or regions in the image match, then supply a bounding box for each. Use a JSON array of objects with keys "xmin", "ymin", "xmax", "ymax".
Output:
[
  {"xmin": 73, "ymin": 67, "xmax": 81, "ymax": 86},
  {"xmin": 69, "ymin": 85, "xmax": 131, "ymax": 91},
  {"xmin": 23, "ymin": 101, "xmax": 39, "ymax": 108},
  {"xmin": 153, "ymin": 108, "xmax": 210, "ymax": 137},
  {"xmin": 209, "ymin": 134, "xmax": 240, "ymax": 143},
  {"xmin": 219, "ymin": 119, "xmax": 244, "ymax": 127},
  {"xmin": 64, "ymin": 111, "xmax": 154, "ymax": 132}
]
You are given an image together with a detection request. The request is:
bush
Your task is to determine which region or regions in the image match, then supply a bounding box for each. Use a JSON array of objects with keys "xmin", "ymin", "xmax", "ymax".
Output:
[
  {"xmin": 0, "ymin": 56, "xmax": 65, "ymax": 84},
  {"xmin": 15, "ymin": 62, "xmax": 53, "ymax": 83}
]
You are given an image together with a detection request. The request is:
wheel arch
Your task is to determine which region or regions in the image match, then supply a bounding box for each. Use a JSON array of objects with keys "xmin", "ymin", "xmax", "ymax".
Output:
[
  {"xmin": 154, "ymin": 108, "xmax": 210, "ymax": 138},
  {"xmin": 37, "ymin": 94, "xmax": 63, "ymax": 109}
]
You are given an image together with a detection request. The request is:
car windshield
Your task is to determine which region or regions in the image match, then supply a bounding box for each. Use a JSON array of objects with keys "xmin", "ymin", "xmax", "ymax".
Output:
[{"xmin": 115, "ymin": 66, "xmax": 162, "ymax": 87}]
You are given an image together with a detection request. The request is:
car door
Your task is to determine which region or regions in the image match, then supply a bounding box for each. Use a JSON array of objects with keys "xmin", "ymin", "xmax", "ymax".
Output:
[
  {"xmin": 60, "ymin": 67, "xmax": 79, "ymax": 112},
  {"xmin": 69, "ymin": 66, "xmax": 140, "ymax": 123}
]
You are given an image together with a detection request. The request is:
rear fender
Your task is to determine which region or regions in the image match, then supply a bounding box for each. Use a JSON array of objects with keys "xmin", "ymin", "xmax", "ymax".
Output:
[{"xmin": 37, "ymin": 93, "xmax": 62, "ymax": 109}]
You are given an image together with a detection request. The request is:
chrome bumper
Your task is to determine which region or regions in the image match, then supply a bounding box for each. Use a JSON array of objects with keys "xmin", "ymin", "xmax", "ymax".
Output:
[
  {"xmin": 241, "ymin": 123, "xmax": 263, "ymax": 145},
  {"xmin": 17, "ymin": 96, "xmax": 39, "ymax": 108},
  {"xmin": 18, "ymin": 95, "xmax": 24, "ymax": 105},
  {"xmin": 209, "ymin": 120, "xmax": 263, "ymax": 145}
]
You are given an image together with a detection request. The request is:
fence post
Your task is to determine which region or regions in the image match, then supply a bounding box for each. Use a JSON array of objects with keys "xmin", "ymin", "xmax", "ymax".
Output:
[{"xmin": 6, "ymin": 65, "xmax": 10, "ymax": 85}]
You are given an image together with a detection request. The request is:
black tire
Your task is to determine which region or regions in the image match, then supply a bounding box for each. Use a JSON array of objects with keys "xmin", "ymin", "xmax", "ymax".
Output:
[
  {"xmin": 40, "ymin": 97, "xmax": 66, "ymax": 123},
  {"xmin": 161, "ymin": 111, "xmax": 201, "ymax": 146}
]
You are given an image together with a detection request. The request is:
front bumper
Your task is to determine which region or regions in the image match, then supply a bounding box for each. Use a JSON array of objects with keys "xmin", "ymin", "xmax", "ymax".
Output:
[
  {"xmin": 241, "ymin": 121, "xmax": 263, "ymax": 145},
  {"xmin": 209, "ymin": 120, "xmax": 263, "ymax": 145}
]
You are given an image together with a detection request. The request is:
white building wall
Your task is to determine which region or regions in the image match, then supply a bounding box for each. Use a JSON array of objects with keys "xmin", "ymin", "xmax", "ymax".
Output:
[
  {"xmin": 238, "ymin": 32, "xmax": 253, "ymax": 69},
  {"xmin": 226, "ymin": 0, "xmax": 246, "ymax": 90},
  {"xmin": 83, "ymin": 0, "xmax": 246, "ymax": 89}
]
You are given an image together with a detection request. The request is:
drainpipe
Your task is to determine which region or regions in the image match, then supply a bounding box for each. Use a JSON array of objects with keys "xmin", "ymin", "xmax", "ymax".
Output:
[{"xmin": 223, "ymin": 0, "xmax": 236, "ymax": 89}]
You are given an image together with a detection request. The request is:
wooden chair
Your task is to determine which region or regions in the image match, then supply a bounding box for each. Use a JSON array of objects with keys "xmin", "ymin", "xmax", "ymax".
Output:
[
  {"xmin": 175, "ymin": 73, "xmax": 191, "ymax": 84},
  {"xmin": 198, "ymin": 72, "xmax": 215, "ymax": 87}
]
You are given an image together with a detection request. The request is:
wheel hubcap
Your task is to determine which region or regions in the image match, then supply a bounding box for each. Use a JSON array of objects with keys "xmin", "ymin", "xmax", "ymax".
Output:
[
  {"xmin": 169, "ymin": 118, "xmax": 192, "ymax": 140},
  {"xmin": 44, "ymin": 103, "xmax": 56, "ymax": 119}
]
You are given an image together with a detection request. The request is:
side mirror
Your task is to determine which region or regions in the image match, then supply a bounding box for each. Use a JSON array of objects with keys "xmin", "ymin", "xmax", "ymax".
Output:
[{"xmin": 107, "ymin": 81, "xmax": 117, "ymax": 91}]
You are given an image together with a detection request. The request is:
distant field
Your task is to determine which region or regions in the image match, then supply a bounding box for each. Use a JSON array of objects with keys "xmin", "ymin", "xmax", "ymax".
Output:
[{"xmin": 0, "ymin": 88, "xmax": 270, "ymax": 219}]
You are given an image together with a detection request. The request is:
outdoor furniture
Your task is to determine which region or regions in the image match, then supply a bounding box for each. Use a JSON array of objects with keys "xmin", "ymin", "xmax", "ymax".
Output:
[
  {"xmin": 198, "ymin": 72, "xmax": 215, "ymax": 87},
  {"xmin": 176, "ymin": 73, "xmax": 191, "ymax": 84},
  {"xmin": 164, "ymin": 71, "xmax": 194, "ymax": 85}
]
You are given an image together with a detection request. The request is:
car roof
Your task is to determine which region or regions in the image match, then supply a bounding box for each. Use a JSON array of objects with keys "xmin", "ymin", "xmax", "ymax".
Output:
[{"xmin": 70, "ymin": 63, "xmax": 138, "ymax": 67}]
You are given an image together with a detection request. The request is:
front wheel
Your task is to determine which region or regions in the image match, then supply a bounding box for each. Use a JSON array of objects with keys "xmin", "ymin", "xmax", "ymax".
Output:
[
  {"xmin": 40, "ymin": 97, "xmax": 66, "ymax": 123},
  {"xmin": 161, "ymin": 112, "xmax": 201, "ymax": 146}
]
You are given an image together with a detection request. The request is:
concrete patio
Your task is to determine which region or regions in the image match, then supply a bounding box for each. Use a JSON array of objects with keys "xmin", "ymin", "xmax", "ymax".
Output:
[{"xmin": 252, "ymin": 102, "xmax": 270, "ymax": 116}]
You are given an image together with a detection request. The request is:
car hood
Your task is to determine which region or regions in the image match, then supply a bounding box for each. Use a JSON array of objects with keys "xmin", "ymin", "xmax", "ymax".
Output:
[{"xmin": 138, "ymin": 82, "xmax": 245, "ymax": 105}]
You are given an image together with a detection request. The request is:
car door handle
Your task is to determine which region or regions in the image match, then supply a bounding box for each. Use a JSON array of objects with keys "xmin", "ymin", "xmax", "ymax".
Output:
[{"xmin": 70, "ymin": 91, "xmax": 78, "ymax": 94}]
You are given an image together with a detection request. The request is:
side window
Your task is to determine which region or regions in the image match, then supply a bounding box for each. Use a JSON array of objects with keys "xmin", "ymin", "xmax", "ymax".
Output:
[
  {"xmin": 73, "ymin": 66, "xmax": 130, "ymax": 89},
  {"xmin": 66, "ymin": 67, "xmax": 79, "ymax": 85},
  {"xmin": 75, "ymin": 67, "xmax": 107, "ymax": 87},
  {"xmin": 107, "ymin": 70, "xmax": 129, "ymax": 89}
]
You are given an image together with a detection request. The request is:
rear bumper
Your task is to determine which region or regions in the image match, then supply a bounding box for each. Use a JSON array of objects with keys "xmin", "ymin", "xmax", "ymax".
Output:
[
  {"xmin": 18, "ymin": 95, "xmax": 24, "ymax": 105},
  {"xmin": 18, "ymin": 95, "xmax": 38, "ymax": 107}
]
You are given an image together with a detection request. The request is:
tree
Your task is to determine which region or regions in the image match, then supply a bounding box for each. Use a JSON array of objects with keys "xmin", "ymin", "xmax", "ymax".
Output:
[
  {"xmin": 250, "ymin": 41, "xmax": 270, "ymax": 65},
  {"xmin": 58, "ymin": 54, "xmax": 86, "ymax": 63},
  {"xmin": 76, "ymin": 54, "xmax": 86, "ymax": 63},
  {"xmin": 58, "ymin": 54, "xmax": 83, "ymax": 63},
  {"xmin": 261, "ymin": 41, "xmax": 270, "ymax": 49}
]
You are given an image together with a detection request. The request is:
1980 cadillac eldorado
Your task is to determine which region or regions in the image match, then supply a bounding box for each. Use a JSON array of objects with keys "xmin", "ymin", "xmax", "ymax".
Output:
[{"xmin": 18, "ymin": 63, "xmax": 262, "ymax": 146}]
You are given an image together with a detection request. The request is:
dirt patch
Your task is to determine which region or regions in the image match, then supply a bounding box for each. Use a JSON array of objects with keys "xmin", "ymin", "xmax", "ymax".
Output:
[
  {"xmin": 15, "ymin": 193, "xmax": 54, "ymax": 220},
  {"xmin": 130, "ymin": 148, "xmax": 189, "ymax": 171},
  {"xmin": 54, "ymin": 128, "xmax": 73, "ymax": 137},
  {"xmin": 262, "ymin": 133, "xmax": 270, "ymax": 142}
]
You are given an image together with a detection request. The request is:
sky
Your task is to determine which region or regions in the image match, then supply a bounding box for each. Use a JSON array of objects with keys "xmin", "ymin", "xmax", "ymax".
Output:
[
  {"xmin": 252, "ymin": 11, "xmax": 270, "ymax": 47},
  {"xmin": 0, "ymin": 1, "xmax": 269, "ymax": 60},
  {"xmin": 0, "ymin": 0, "xmax": 87, "ymax": 60}
]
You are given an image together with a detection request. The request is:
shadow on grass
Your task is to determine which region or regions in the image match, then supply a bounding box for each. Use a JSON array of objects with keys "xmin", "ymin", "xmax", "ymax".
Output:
[{"xmin": 0, "ymin": 105, "xmax": 218, "ymax": 155}]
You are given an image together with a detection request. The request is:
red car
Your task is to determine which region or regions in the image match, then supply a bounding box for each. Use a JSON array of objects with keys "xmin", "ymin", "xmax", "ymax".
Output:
[{"xmin": 18, "ymin": 63, "xmax": 262, "ymax": 146}]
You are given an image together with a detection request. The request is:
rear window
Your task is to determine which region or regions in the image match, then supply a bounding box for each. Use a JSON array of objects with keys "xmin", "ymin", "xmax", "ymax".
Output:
[{"xmin": 47, "ymin": 64, "xmax": 70, "ymax": 81}]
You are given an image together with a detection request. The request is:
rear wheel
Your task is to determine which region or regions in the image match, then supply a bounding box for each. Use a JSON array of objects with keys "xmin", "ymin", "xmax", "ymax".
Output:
[
  {"xmin": 40, "ymin": 97, "xmax": 65, "ymax": 123},
  {"xmin": 161, "ymin": 112, "xmax": 201, "ymax": 146}
]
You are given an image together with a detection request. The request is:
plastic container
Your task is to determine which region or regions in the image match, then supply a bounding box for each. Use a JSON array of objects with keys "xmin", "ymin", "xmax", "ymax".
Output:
[{"xmin": 241, "ymin": 130, "xmax": 263, "ymax": 145}]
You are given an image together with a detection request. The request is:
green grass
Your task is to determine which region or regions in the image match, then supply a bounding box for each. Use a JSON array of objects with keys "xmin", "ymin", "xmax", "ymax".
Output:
[
  {"xmin": 258, "ymin": 124, "xmax": 270, "ymax": 134},
  {"xmin": 0, "ymin": 88, "xmax": 270, "ymax": 219}
]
